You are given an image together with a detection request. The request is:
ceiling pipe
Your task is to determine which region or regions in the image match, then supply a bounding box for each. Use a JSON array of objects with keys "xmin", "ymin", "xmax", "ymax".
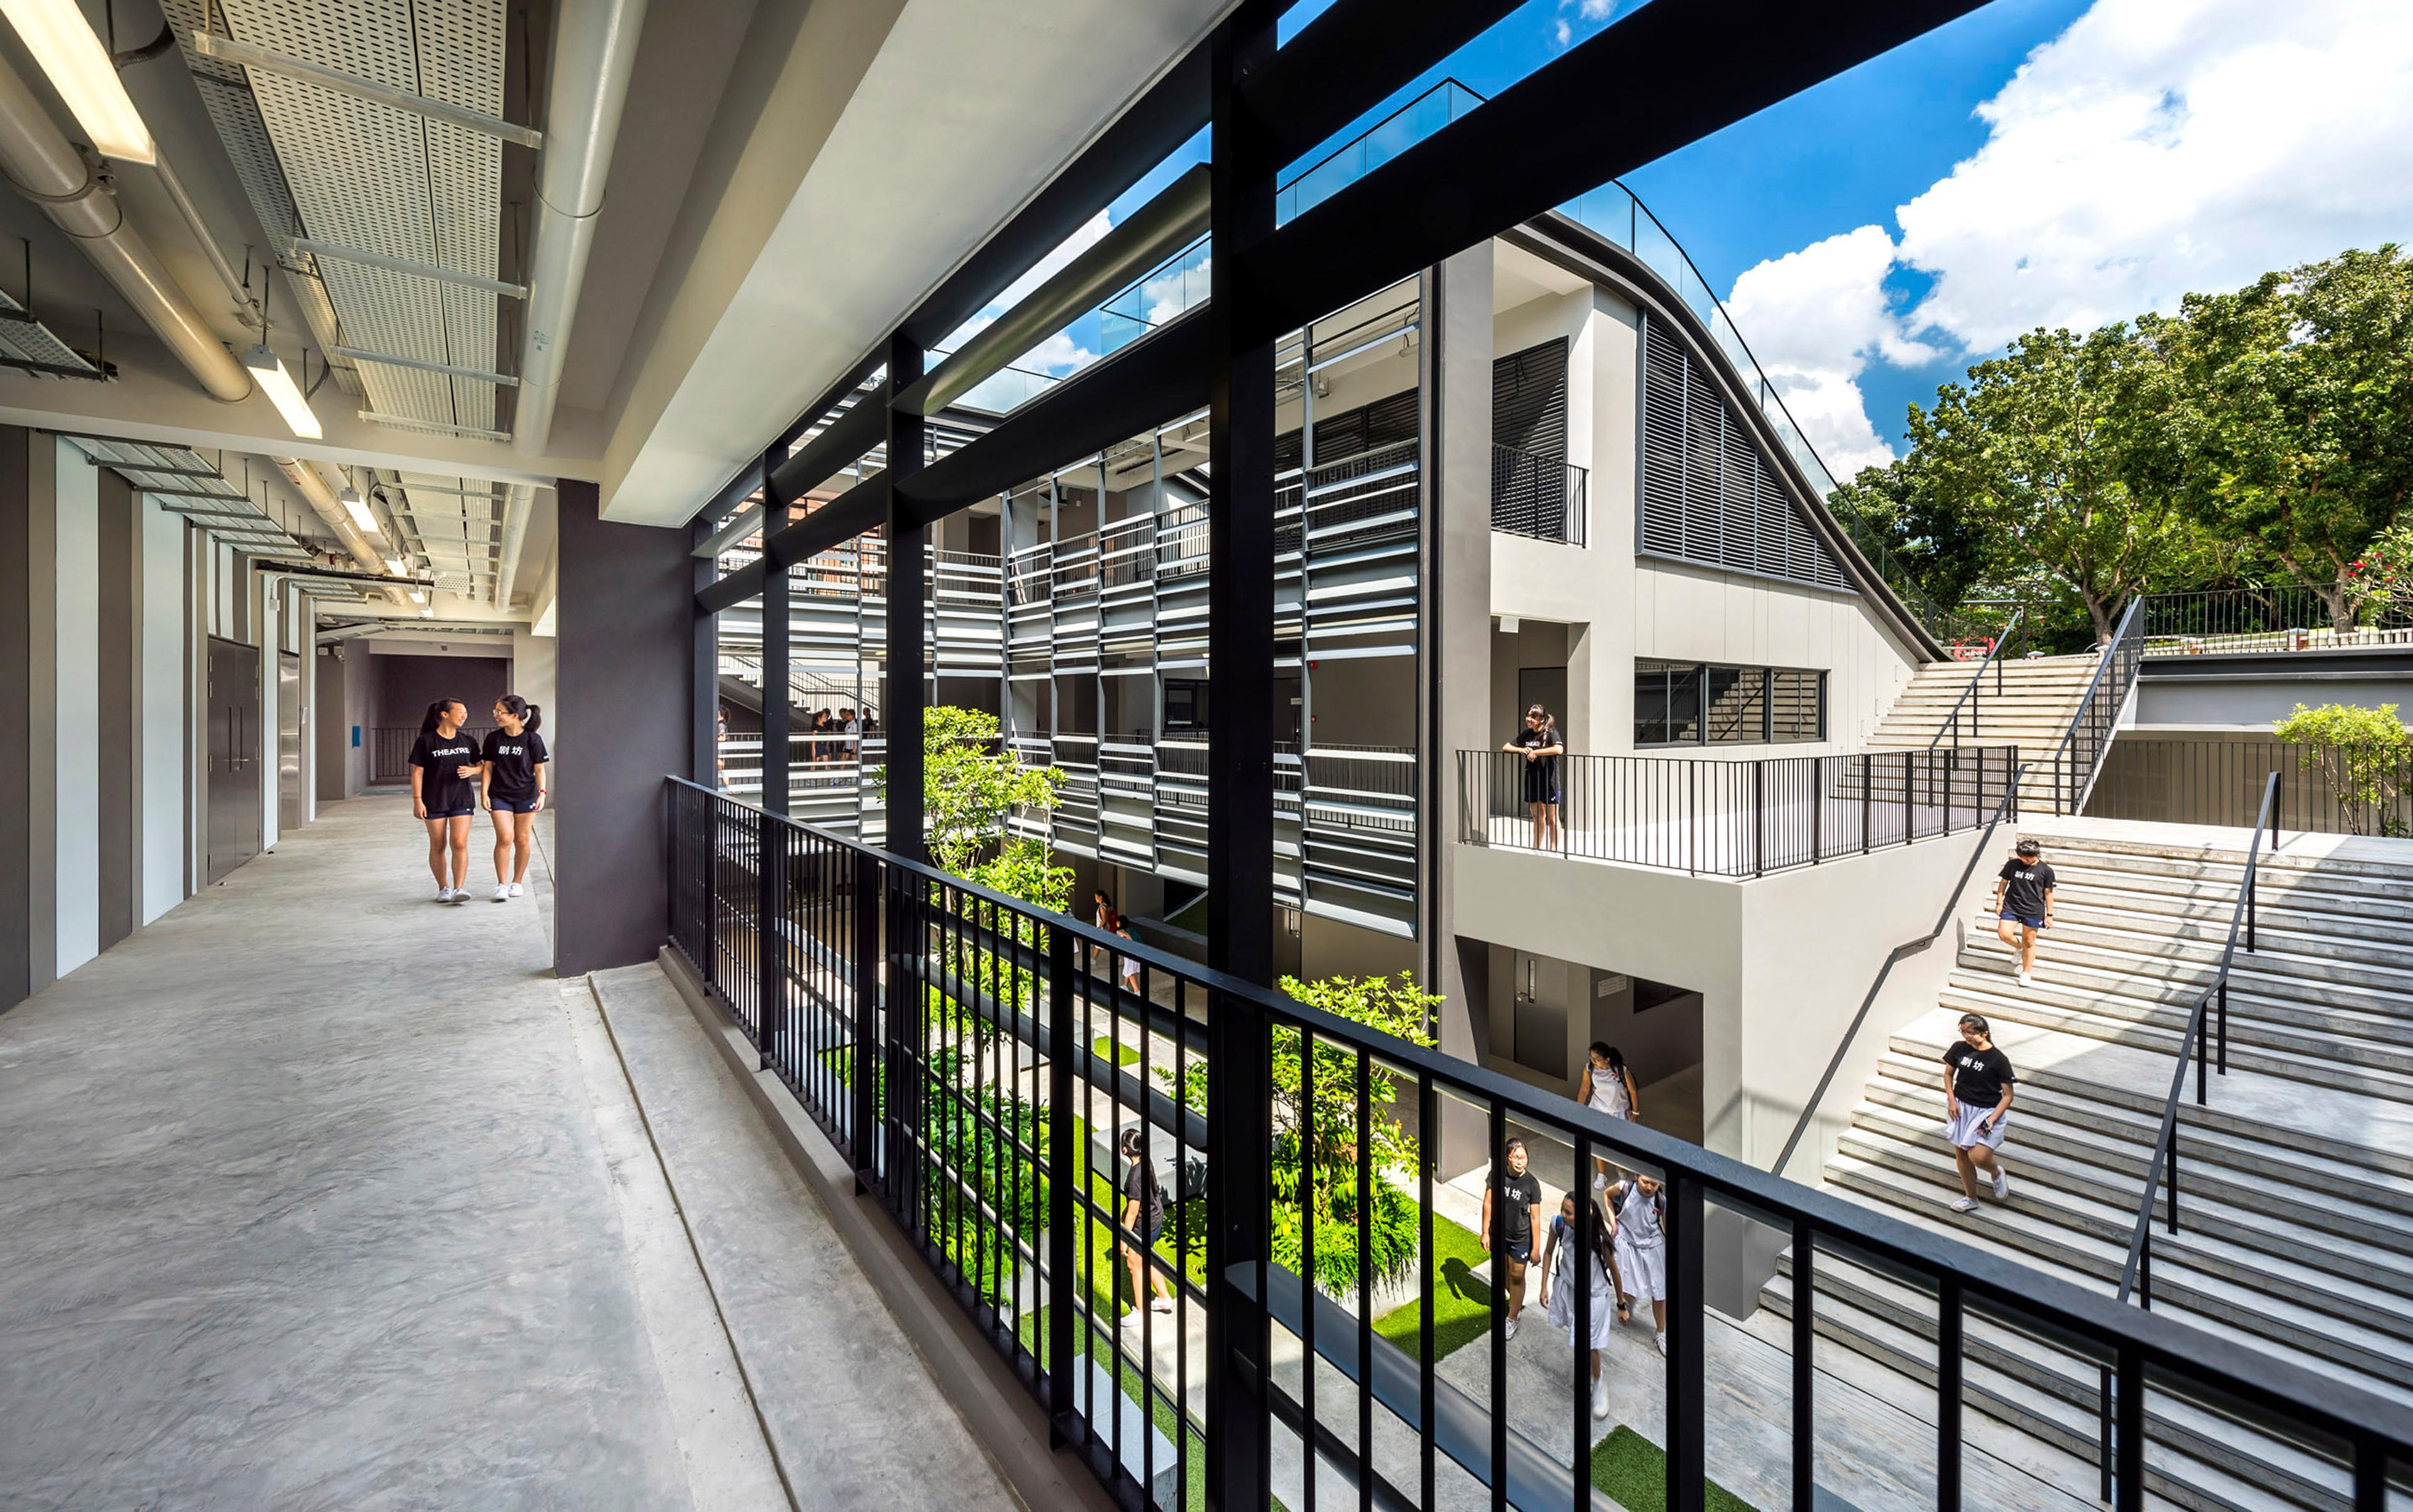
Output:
[
  {"xmin": 0, "ymin": 50, "xmax": 250, "ymax": 402},
  {"xmin": 274, "ymin": 456, "xmax": 411, "ymax": 606},
  {"xmin": 512, "ymin": 0, "xmax": 649, "ymax": 457}
]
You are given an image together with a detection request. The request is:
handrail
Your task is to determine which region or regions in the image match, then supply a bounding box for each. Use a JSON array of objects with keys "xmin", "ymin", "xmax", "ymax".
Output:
[
  {"xmin": 2096, "ymin": 769, "xmax": 2279, "ymax": 1500},
  {"xmin": 1925, "ymin": 606, "xmax": 2025, "ymax": 752},
  {"xmin": 2044, "ymin": 594, "xmax": 2147, "ymax": 814},
  {"xmin": 1770, "ymin": 763, "xmax": 2025, "ymax": 1177}
]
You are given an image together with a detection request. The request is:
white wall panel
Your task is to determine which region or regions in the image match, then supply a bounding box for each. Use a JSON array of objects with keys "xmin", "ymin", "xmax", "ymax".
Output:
[
  {"xmin": 53, "ymin": 438, "xmax": 99, "ymax": 974},
  {"xmin": 141, "ymin": 497, "xmax": 188, "ymax": 924}
]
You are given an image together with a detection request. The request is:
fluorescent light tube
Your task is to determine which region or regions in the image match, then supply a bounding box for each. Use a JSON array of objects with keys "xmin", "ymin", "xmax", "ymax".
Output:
[
  {"xmin": 407, "ymin": 588, "xmax": 427, "ymax": 604},
  {"xmin": 339, "ymin": 488, "xmax": 378, "ymax": 535},
  {"xmin": 384, "ymin": 556, "xmax": 408, "ymax": 577},
  {"xmin": 242, "ymin": 344, "xmax": 320, "ymax": 439},
  {"xmin": 0, "ymin": 0, "xmax": 155, "ymax": 164}
]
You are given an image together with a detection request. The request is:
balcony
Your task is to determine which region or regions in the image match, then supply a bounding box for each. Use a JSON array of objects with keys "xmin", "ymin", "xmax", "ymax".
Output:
[
  {"xmin": 1491, "ymin": 444, "xmax": 1587, "ymax": 546},
  {"xmin": 664, "ymin": 777, "xmax": 2408, "ymax": 1512}
]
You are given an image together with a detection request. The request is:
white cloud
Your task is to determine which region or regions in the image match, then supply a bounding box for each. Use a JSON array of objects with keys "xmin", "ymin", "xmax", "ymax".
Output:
[
  {"xmin": 1722, "ymin": 0, "xmax": 2413, "ymax": 469},
  {"xmin": 1724, "ymin": 225, "xmax": 1936, "ymax": 475},
  {"xmin": 936, "ymin": 211, "xmax": 1115, "ymax": 352}
]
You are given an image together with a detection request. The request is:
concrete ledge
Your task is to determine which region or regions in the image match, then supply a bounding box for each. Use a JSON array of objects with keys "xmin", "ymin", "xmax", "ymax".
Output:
[{"xmin": 652, "ymin": 946, "xmax": 1117, "ymax": 1512}]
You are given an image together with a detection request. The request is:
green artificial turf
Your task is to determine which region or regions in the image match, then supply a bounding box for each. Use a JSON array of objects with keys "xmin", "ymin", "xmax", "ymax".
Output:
[
  {"xmin": 1369, "ymin": 1209, "xmax": 1497, "ymax": 1362},
  {"xmin": 1094, "ymin": 1035, "xmax": 1142, "ymax": 1066},
  {"xmin": 1589, "ymin": 1425, "xmax": 1759, "ymax": 1512}
]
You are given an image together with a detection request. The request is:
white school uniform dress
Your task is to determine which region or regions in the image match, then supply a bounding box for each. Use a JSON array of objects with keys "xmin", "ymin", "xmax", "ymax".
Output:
[
  {"xmin": 1587, "ymin": 1068, "xmax": 1633, "ymax": 1121},
  {"xmin": 1544, "ymin": 1214, "xmax": 1618, "ymax": 1350},
  {"xmin": 1612, "ymin": 1184, "xmax": 1668, "ymax": 1302}
]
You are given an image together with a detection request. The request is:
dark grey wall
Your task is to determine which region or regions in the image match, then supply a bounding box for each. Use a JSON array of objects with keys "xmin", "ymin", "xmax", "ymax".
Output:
[
  {"xmin": 2137, "ymin": 662, "xmax": 2413, "ymax": 726},
  {"xmin": 0, "ymin": 426, "xmax": 29, "ymax": 1011},
  {"xmin": 97, "ymin": 466, "xmax": 136, "ymax": 952},
  {"xmin": 374, "ymin": 652, "xmax": 512, "ymax": 733},
  {"xmin": 315, "ymin": 649, "xmax": 350, "ymax": 801},
  {"xmin": 555, "ymin": 479, "xmax": 694, "ymax": 975}
]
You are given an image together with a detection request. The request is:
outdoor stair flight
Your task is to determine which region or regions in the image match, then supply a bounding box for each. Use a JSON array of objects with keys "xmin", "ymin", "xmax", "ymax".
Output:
[
  {"xmin": 1866, "ymin": 654, "xmax": 2102, "ymax": 813},
  {"xmin": 1757, "ymin": 828, "xmax": 2413, "ymax": 1512}
]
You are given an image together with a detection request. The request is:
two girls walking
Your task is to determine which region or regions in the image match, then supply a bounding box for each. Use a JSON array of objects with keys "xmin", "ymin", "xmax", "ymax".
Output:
[{"xmin": 407, "ymin": 694, "xmax": 547, "ymax": 903}]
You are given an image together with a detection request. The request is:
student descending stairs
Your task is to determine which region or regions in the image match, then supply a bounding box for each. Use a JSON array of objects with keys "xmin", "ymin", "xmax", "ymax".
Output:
[
  {"xmin": 1865, "ymin": 654, "xmax": 2103, "ymax": 814},
  {"xmin": 1755, "ymin": 824, "xmax": 2413, "ymax": 1512}
]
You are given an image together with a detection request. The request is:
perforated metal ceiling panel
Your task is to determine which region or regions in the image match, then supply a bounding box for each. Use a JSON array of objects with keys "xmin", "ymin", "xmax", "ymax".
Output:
[{"xmin": 202, "ymin": 0, "xmax": 505, "ymax": 434}]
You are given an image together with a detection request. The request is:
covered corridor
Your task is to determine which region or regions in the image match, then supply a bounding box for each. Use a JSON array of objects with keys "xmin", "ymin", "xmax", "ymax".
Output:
[{"xmin": 0, "ymin": 797, "xmax": 1023, "ymax": 1510}]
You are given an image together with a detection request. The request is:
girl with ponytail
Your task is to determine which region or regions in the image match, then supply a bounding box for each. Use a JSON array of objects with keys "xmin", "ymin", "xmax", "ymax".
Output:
[
  {"xmin": 479, "ymin": 695, "xmax": 549, "ymax": 902},
  {"xmin": 409, "ymin": 699, "xmax": 478, "ymax": 902}
]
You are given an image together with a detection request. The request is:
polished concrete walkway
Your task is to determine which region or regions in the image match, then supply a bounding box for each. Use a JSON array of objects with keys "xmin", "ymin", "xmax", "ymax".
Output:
[{"xmin": 0, "ymin": 795, "xmax": 1009, "ymax": 1510}]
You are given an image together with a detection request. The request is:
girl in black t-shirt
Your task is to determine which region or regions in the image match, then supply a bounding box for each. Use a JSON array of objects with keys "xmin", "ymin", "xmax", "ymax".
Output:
[
  {"xmin": 1501, "ymin": 704, "xmax": 1565, "ymax": 850},
  {"xmin": 480, "ymin": 694, "xmax": 550, "ymax": 904},
  {"xmin": 409, "ymin": 699, "xmax": 479, "ymax": 902},
  {"xmin": 1117, "ymin": 1127, "xmax": 1175, "ymax": 1320},
  {"xmin": 1942, "ymin": 1012, "xmax": 2016, "ymax": 1212}
]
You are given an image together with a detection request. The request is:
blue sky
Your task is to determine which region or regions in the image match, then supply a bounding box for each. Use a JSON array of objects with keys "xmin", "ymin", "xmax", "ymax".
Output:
[{"xmin": 998, "ymin": 0, "xmax": 2413, "ymax": 480}]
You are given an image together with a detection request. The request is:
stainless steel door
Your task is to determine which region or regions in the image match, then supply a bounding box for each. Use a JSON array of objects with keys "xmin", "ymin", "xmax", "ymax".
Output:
[{"xmin": 277, "ymin": 652, "xmax": 302, "ymax": 832}]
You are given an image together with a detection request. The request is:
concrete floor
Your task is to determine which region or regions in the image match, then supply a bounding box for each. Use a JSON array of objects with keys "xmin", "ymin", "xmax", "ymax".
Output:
[{"xmin": 0, "ymin": 794, "xmax": 997, "ymax": 1511}]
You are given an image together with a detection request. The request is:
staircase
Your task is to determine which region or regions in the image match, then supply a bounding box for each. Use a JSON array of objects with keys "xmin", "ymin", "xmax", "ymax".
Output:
[
  {"xmin": 1868, "ymin": 655, "xmax": 2101, "ymax": 813},
  {"xmin": 1758, "ymin": 824, "xmax": 2413, "ymax": 1512}
]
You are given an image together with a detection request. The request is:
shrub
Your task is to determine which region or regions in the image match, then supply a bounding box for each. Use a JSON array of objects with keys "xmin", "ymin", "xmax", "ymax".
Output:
[{"xmin": 2273, "ymin": 702, "xmax": 2413, "ymax": 835}]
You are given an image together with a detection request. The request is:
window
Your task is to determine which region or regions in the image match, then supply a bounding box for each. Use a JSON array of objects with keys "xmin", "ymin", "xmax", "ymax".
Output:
[
  {"xmin": 1636, "ymin": 660, "xmax": 1824, "ymax": 747},
  {"xmin": 1164, "ymin": 678, "xmax": 1208, "ymax": 732}
]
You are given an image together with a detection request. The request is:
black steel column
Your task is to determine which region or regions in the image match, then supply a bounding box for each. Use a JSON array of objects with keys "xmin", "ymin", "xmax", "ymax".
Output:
[
  {"xmin": 885, "ymin": 333, "xmax": 927, "ymax": 863},
  {"xmin": 1205, "ymin": 7, "xmax": 1278, "ymax": 1511},
  {"xmin": 760, "ymin": 562, "xmax": 791, "ymax": 816},
  {"xmin": 691, "ymin": 515, "xmax": 718, "ymax": 787}
]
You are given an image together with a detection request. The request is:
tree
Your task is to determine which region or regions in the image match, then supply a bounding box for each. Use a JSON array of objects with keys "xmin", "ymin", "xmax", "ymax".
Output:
[
  {"xmin": 1828, "ymin": 452, "xmax": 1993, "ymax": 615},
  {"xmin": 873, "ymin": 704, "xmax": 1066, "ymax": 877},
  {"xmin": 1908, "ymin": 325, "xmax": 2208, "ymax": 642},
  {"xmin": 2273, "ymin": 702, "xmax": 2412, "ymax": 837},
  {"xmin": 1159, "ymin": 972, "xmax": 1442, "ymax": 1297},
  {"xmin": 2125, "ymin": 247, "xmax": 2413, "ymax": 631}
]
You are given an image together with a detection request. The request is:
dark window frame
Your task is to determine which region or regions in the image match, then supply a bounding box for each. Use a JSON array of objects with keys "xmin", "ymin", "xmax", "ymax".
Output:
[{"xmin": 1634, "ymin": 659, "xmax": 1825, "ymax": 748}]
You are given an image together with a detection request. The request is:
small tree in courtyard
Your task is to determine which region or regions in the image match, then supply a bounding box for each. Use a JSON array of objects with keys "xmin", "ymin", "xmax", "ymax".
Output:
[{"xmin": 1160, "ymin": 972, "xmax": 1442, "ymax": 1297}]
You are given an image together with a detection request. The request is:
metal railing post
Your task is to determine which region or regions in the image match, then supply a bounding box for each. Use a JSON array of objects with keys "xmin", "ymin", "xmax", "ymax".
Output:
[
  {"xmin": 1861, "ymin": 753, "xmax": 1871, "ymax": 854},
  {"xmin": 758, "ymin": 817, "xmax": 785, "ymax": 1073},
  {"xmin": 851, "ymin": 846, "xmax": 881, "ymax": 1191},
  {"xmin": 1688, "ymin": 760, "xmax": 1698, "ymax": 876},
  {"xmin": 1753, "ymin": 759, "xmax": 1765, "ymax": 877},
  {"xmin": 1811, "ymin": 755, "xmax": 1824, "ymax": 863},
  {"xmin": 1044, "ymin": 914, "xmax": 1076, "ymax": 1444},
  {"xmin": 1665, "ymin": 1173, "xmax": 1707, "ymax": 1512}
]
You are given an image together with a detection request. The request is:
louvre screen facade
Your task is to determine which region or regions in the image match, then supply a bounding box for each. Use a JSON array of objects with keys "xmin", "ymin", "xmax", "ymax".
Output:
[{"xmin": 1638, "ymin": 314, "xmax": 1851, "ymax": 593}]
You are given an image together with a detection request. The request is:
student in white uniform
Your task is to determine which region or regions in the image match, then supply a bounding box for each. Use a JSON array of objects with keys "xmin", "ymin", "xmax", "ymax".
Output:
[
  {"xmin": 1578, "ymin": 1041, "xmax": 1641, "ymax": 1195},
  {"xmin": 1604, "ymin": 1174, "xmax": 1670, "ymax": 1356},
  {"xmin": 1538, "ymin": 1191, "xmax": 1619, "ymax": 1420}
]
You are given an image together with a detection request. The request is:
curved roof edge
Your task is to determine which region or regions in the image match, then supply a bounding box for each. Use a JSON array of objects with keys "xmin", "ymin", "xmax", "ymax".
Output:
[{"xmin": 1503, "ymin": 215, "xmax": 1947, "ymax": 666}]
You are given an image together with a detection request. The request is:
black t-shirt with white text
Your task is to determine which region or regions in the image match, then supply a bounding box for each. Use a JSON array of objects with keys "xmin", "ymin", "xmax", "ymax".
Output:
[
  {"xmin": 1998, "ymin": 859, "xmax": 2056, "ymax": 919},
  {"xmin": 1492, "ymin": 1166, "xmax": 1543, "ymax": 1249},
  {"xmin": 1942, "ymin": 1043, "xmax": 2015, "ymax": 1109},
  {"xmin": 410, "ymin": 730, "xmax": 481, "ymax": 812},
  {"xmin": 481, "ymin": 728, "xmax": 549, "ymax": 803}
]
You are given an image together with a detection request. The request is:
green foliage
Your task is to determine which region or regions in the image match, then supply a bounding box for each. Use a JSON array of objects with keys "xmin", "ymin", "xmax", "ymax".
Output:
[
  {"xmin": 1160, "ymin": 972, "xmax": 1442, "ymax": 1297},
  {"xmin": 2345, "ymin": 523, "xmax": 2413, "ymax": 623},
  {"xmin": 1905, "ymin": 324, "xmax": 2209, "ymax": 641},
  {"xmin": 2274, "ymin": 702, "xmax": 2413, "ymax": 836},
  {"xmin": 1828, "ymin": 454, "xmax": 1991, "ymax": 615},
  {"xmin": 870, "ymin": 704, "xmax": 1067, "ymax": 876},
  {"xmin": 2125, "ymin": 247, "xmax": 2413, "ymax": 630}
]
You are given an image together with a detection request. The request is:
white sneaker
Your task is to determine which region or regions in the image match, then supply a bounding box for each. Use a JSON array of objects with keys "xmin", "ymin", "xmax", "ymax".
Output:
[
  {"xmin": 493, "ymin": 884, "xmax": 511, "ymax": 902},
  {"xmin": 435, "ymin": 886, "xmax": 451, "ymax": 902},
  {"xmin": 1150, "ymin": 1295, "xmax": 1174, "ymax": 1314},
  {"xmin": 1654, "ymin": 1332, "xmax": 1667, "ymax": 1357},
  {"xmin": 1950, "ymin": 1196, "xmax": 1977, "ymax": 1213},
  {"xmin": 1993, "ymin": 1170, "xmax": 2010, "ymax": 1200},
  {"xmin": 2016, "ymin": 968, "xmax": 2032, "ymax": 987},
  {"xmin": 1593, "ymin": 1384, "xmax": 1611, "ymax": 1420},
  {"xmin": 507, "ymin": 882, "xmax": 523, "ymax": 897},
  {"xmin": 1502, "ymin": 1315, "xmax": 1518, "ymax": 1342}
]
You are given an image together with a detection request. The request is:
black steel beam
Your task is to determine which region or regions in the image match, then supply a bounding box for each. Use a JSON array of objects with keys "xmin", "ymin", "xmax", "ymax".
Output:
[
  {"xmin": 773, "ymin": 351, "xmax": 885, "ymax": 457},
  {"xmin": 765, "ymin": 397, "xmax": 882, "ymax": 508},
  {"xmin": 896, "ymin": 304, "xmax": 1208, "ymax": 518},
  {"xmin": 1244, "ymin": 0, "xmax": 1526, "ymax": 167},
  {"xmin": 900, "ymin": 43, "xmax": 1211, "ymax": 352},
  {"xmin": 760, "ymin": 563, "xmax": 789, "ymax": 816},
  {"xmin": 1239, "ymin": 0, "xmax": 1989, "ymax": 347},
  {"xmin": 884, "ymin": 336, "xmax": 927, "ymax": 864}
]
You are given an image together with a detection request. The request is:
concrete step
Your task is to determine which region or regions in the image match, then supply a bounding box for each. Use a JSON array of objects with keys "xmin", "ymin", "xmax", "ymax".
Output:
[
  {"xmin": 2025, "ymin": 834, "xmax": 2413, "ymax": 890},
  {"xmin": 2032, "ymin": 877, "xmax": 2413, "ymax": 951}
]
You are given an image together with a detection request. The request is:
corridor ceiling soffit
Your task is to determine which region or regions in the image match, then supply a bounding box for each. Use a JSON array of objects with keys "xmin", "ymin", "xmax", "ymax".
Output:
[
  {"xmin": 161, "ymin": 0, "xmax": 510, "ymax": 438},
  {"xmin": 598, "ymin": 0, "xmax": 1227, "ymax": 527}
]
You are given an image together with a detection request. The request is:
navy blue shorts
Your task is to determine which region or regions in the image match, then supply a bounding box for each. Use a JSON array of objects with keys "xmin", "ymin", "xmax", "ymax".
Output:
[
  {"xmin": 1998, "ymin": 911, "xmax": 2045, "ymax": 931},
  {"xmin": 424, "ymin": 808, "xmax": 474, "ymax": 820},
  {"xmin": 1506, "ymin": 1239, "xmax": 1531, "ymax": 1265},
  {"xmin": 490, "ymin": 796, "xmax": 541, "ymax": 814}
]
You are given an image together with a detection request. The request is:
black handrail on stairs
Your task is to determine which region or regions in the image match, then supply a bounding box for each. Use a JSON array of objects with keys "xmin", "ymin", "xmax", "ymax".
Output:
[
  {"xmin": 2045, "ymin": 595, "xmax": 2147, "ymax": 814},
  {"xmin": 1770, "ymin": 762, "xmax": 2027, "ymax": 1179},
  {"xmin": 2095, "ymin": 769, "xmax": 2281, "ymax": 1502},
  {"xmin": 1926, "ymin": 606, "xmax": 2027, "ymax": 752}
]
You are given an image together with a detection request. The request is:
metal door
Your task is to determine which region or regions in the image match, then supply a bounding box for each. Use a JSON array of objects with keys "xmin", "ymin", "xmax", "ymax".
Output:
[
  {"xmin": 277, "ymin": 652, "xmax": 302, "ymax": 832},
  {"xmin": 207, "ymin": 638, "xmax": 261, "ymax": 883}
]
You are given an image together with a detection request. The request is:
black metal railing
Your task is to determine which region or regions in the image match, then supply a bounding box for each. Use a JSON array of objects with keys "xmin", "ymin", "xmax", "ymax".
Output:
[
  {"xmin": 2089, "ymin": 736, "xmax": 2413, "ymax": 837},
  {"xmin": 2097, "ymin": 771, "xmax": 2280, "ymax": 1499},
  {"xmin": 368, "ymin": 725, "xmax": 494, "ymax": 786},
  {"xmin": 1458, "ymin": 745, "xmax": 2017, "ymax": 877},
  {"xmin": 1927, "ymin": 607, "xmax": 2027, "ymax": 750},
  {"xmin": 666, "ymin": 775, "xmax": 2412, "ymax": 1512},
  {"xmin": 2044, "ymin": 596, "xmax": 2146, "ymax": 814},
  {"xmin": 2140, "ymin": 583, "xmax": 2413, "ymax": 655},
  {"xmin": 1490, "ymin": 444, "xmax": 1588, "ymax": 545}
]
